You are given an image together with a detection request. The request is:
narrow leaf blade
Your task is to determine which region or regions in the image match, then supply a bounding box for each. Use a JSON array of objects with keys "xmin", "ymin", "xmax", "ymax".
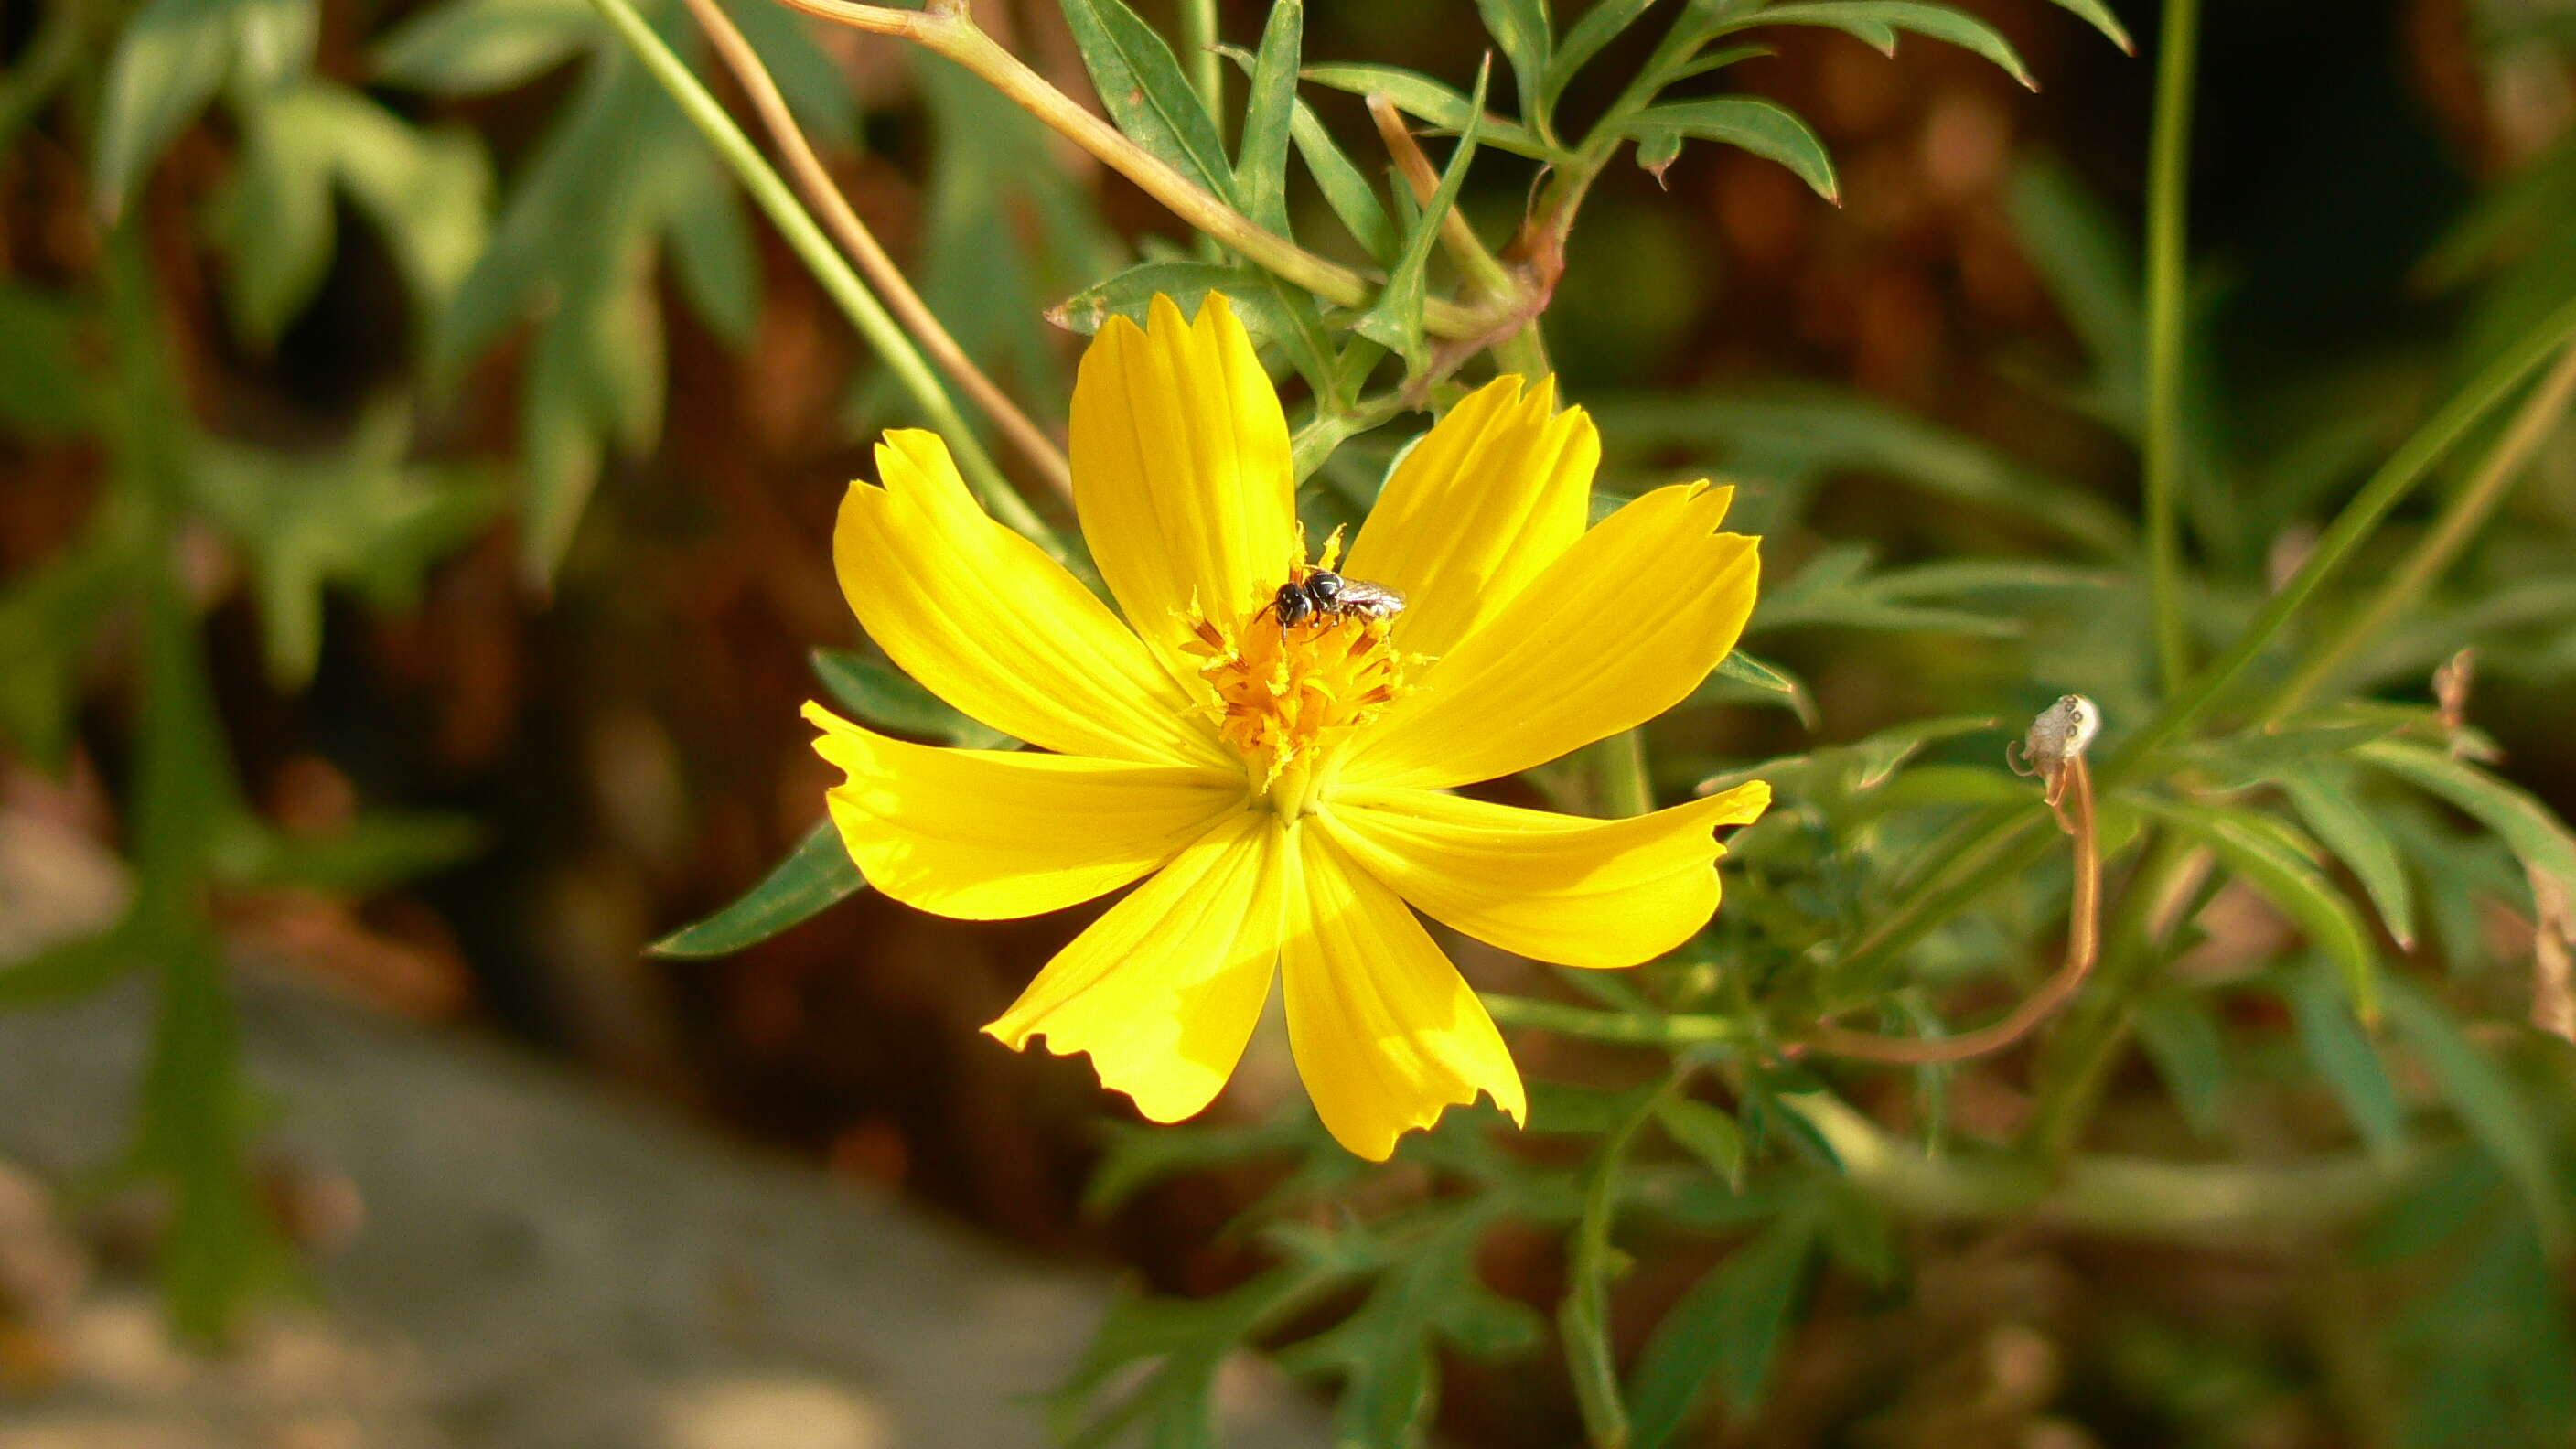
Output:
[{"xmin": 651, "ymin": 821, "xmax": 867, "ymax": 958}]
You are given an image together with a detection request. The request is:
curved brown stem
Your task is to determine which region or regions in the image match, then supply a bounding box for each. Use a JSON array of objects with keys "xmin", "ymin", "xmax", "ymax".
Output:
[
  {"xmin": 1799, "ymin": 756, "xmax": 2100, "ymax": 1065},
  {"xmin": 679, "ymin": 0, "xmax": 1073, "ymax": 499}
]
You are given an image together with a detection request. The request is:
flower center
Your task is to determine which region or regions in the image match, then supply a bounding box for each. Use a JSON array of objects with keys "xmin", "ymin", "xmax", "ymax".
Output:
[{"xmin": 1182, "ymin": 574, "xmax": 1410, "ymax": 804}]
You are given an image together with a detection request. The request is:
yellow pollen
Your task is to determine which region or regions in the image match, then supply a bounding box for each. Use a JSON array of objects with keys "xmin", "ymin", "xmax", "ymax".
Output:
[{"xmin": 1181, "ymin": 585, "xmax": 1409, "ymax": 790}]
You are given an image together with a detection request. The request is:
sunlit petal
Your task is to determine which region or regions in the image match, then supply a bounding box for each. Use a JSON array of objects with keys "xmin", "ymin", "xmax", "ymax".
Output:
[
  {"xmin": 1339, "ymin": 482, "xmax": 1757, "ymax": 789},
  {"xmin": 985, "ymin": 812, "xmax": 1285, "ymax": 1122},
  {"xmin": 1321, "ymin": 780, "xmax": 1772, "ymax": 968},
  {"xmin": 1340, "ymin": 376, "xmax": 1598, "ymax": 658},
  {"xmin": 807, "ymin": 703, "xmax": 1243, "ymax": 919},
  {"xmin": 1281, "ymin": 827, "xmax": 1525, "ymax": 1161},
  {"xmin": 1069, "ymin": 294, "xmax": 1299, "ymax": 676},
  {"xmin": 835, "ymin": 430, "xmax": 1226, "ymax": 768}
]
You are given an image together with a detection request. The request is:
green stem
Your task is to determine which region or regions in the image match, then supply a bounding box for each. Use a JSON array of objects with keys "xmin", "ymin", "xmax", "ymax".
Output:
[
  {"xmin": 2141, "ymin": 0, "xmax": 2201, "ymax": 692},
  {"xmin": 1842, "ymin": 291, "xmax": 2576, "ymax": 980},
  {"xmin": 1182, "ymin": 0, "xmax": 1222, "ymax": 143},
  {"xmin": 1562, "ymin": 1077, "xmax": 1677, "ymax": 1449},
  {"xmin": 589, "ymin": 0, "xmax": 1059, "ymax": 552},
  {"xmin": 1595, "ymin": 727, "xmax": 1654, "ymax": 817},
  {"xmin": 2265, "ymin": 339, "xmax": 2576, "ymax": 718},
  {"xmin": 2121, "ymin": 288, "xmax": 2576, "ymax": 763},
  {"xmin": 1783, "ymin": 1093, "xmax": 2424, "ymax": 1240},
  {"xmin": 1482, "ymin": 993, "xmax": 1755, "ymax": 1047}
]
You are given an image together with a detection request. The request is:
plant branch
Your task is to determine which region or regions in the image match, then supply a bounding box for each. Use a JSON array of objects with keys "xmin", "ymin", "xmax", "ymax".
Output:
[
  {"xmin": 763, "ymin": 0, "xmax": 1499, "ymax": 340},
  {"xmin": 1781, "ymin": 1092, "xmax": 2426, "ymax": 1240},
  {"xmin": 2265, "ymin": 338, "xmax": 2576, "ymax": 717},
  {"xmin": 2141, "ymin": 0, "xmax": 2200, "ymax": 692},
  {"xmin": 1481, "ymin": 993, "xmax": 1756, "ymax": 1047},
  {"xmin": 1838, "ymin": 291, "xmax": 2576, "ymax": 982},
  {"xmin": 1801, "ymin": 757, "xmax": 2099, "ymax": 1064},
  {"xmin": 678, "ymin": 0, "xmax": 1072, "ymax": 499},
  {"xmin": 586, "ymin": 0, "xmax": 1062, "ymax": 551}
]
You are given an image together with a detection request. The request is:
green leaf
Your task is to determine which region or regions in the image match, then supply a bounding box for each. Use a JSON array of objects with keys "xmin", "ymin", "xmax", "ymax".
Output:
[
  {"xmin": 2281, "ymin": 956, "xmax": 2408, "ymax": 1163},
  {"xmin": 2034, "ymin": 0, "xmax": 2132, "ymax": 53},
  {"xmin": 1656, "ymin": 1096, "xmax": 1746, "ymax": 1188},
  {"xmin": 188, "ymin": 404, "xmax": 500, "ymax": 687},
  {"xmin": 650, "ymin": 821, "xmax": 868, "ymax": 958},
  {"xmin": 1234, "ymin": 0, "xmax": 1301, "ymax": 234},
  {"xmin": 810, "ymin": 648, "xmax": 1014, "ymax": 749},
  {"xmin": 0, "ymin": 286, "xmax": 97, "ymax": 436},
  {"xmin": 0, "ymin": 496, "xmax": 142, "ymax": 771},
  {"xmin": 1289, "ymin": 96, "xmax": 1399, "ymax": 263},
  {"xmin": 2381, "ymin": 976, "xmax": 2566, "ymax": 1252},
  {"xmin": 2133, "ymin": 990, "xmax": 2228, "ymax": 1138},
  {"xmin": 1694, "ymin": 649, "xmax": 1816, "ymax": 726},
  {"xmin": 1544, "ymin": 0, "xmax": 1661, "ymax": 105},
  {"xmin": 2281, "ymin": 764, "xmax": 2418, "ymax": 950},
  {"xmin": 233, "ymin": 811, "xmax": 486, "ymax": 892},
  {"xmin": 1474, "ymin": 0, "xmax": 1553, "ymax": 121},
  {"xmin": 1625, "ymin": 96, "xmax": 1837, "ymax": 203},
  {"xmin": 1635, "ymin": 123, "xmax": 1682, "ymax": 183},
  {"xmin": 1058, "ymin": 0, "xmax": 1238, "ymax": 201},
  {"xmin": 208, "ymin": 91, "xmax": 337, "ymax": 343},
  {"xmin": 1299, "ymin": 61, "xmax": 1557, "ymax": 160},
  {"xmin": 0, "ymin": 928, "xmax": 143, "ymax": 1010},
  {"xmin": 2140, "ymin": 798, "xmax": 2379, "ymax": 1020},
  {"xmin": 1277, "ymin": 1206, "xmax": 1542, "ymax": 1447},
  {"xmin": 322, "ymin": 93, "xmax": 496, "ymax": 318},
  {"xmin": 94, "ymin": 0, "xmax": 243, "ymax": 218},
  {"xmin": 1626, "ymin": 1210, "xmax": 1817, "ymax": 1447},
  {"xmin": 1728, "ymin": 2, "xmax": 2034, "ymax": 89},
  {"xmin": 374, "ymin": 0, "xmax": 596, "ymax": 95},
  {"xmin": 2358, "ymin": 741, "xmax": 2576, "ymax": 912},
  {"xmin": 661, "ymin": 151, "xmax": 760, "ymax": 345},
  {"xmin": 728, "ymin": 0, "xmax": 861, "ymax": 144},
  {"xmin": 1051, "ymin": 258, "xmax": 1293, "ymax": 338},
  {"xmin": 1591, "ymin": 389, "xmax": 2133, "ymax": 554},
  {"xmin": 1354, "ymin": 59, "xmax": 1487, "ymax": 370},
  {"xmin": 230, "ymin": 0, "xmax": 317, "ymax": 93}
]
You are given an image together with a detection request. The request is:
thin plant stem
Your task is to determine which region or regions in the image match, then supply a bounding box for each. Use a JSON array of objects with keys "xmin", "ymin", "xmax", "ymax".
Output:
[
  {"xmin": 764, "ymin": 0, "xmax": 1500, "ymax": 340},
  {"xmin": 1838, "ymin": 291, "xmax": 2576, "ymax": 982},
  {"xmin": 1801, "ymin": 757, "xmax": 2099, "ymax": 1065},
  {"xmin": 1182, "ymin": 0, "xmax": 1223, "ymax": 145},
  {"xmin": 2265, "ymin": 339, "xmax": 2576, "ymax": 717},
  {"xmin": 2023, "ymin": 838, "xmax": 2213, "ymax": 1158},
  {"xmin": 2142, "ymin": 0, "xmax": 2201, "ymax": 692},
  {"xmin": 1781, "ymin": 1092, "xmax": 2423, "ymax": 1240},
  {"xmin": 678, "ymin": 0, "xmax": 1072, "ymax": 499},
  {"xmin": 1594, "ymin": 728, "xmax": 1655, "ymax": 818},
  {"xmin": 1479, "ymin": 993, "xmax": 1756, "ymax": 1047},
  {"xmin": 2120, "ymin": 288, "xmax": 2576, "ymax": 763},
  {"xmin": 586, "ymin": 0, "xmax": 1065, "ymax": 551}
]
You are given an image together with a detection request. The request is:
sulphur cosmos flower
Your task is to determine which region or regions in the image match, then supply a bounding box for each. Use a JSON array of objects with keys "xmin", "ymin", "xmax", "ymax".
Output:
[{"xmin": 809, "ymin": 295, "xmax": 1766, "ymax": 1160}]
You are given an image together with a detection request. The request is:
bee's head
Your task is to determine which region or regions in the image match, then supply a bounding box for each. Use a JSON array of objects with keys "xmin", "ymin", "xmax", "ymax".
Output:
[
  {"xmin": 1304, "ymin": 570, "xmax": 1346, "ymax": 605},
  {"xmin": 1273, "ymin": 581, "xmax": 1313, "ymax": 627}
]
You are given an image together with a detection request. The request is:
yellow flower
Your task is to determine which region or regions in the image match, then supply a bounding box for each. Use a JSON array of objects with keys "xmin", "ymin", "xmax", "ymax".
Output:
[{"xmin": 808, "ymin": 294, "xmax": 1767, "ymax": 1160}]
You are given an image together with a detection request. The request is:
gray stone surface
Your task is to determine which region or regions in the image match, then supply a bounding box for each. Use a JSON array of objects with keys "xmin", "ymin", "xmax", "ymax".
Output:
[{"xmin": 0, "ymin": 977, "xmax": 1320, "ymax": 1448}]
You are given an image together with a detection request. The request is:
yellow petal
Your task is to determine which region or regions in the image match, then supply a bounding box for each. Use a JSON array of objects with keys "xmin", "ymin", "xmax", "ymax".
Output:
[
  {"xmin": 1069, "ymin": 294, "xmax": 1299, "ymax": 673},
  {"xmin": 836, "ymin": 429, "xmax": 1225, "ymax": 769},
  {"xmin": 1281, "ymin": 827, "xmax": 1526, "ymax": 1160},
  {"xmin": 1340, "ymin": 482, "xmax": 1758, "ymax": 790},
  {"xmin": 1320, "ymin": 780, "xmax": 1772, "ymax": 968},
  {"xmin": 807, "ymin": 703, "xmax": 1244, "ymax": 919},
  {"xmin": 1340, "ymin": 376, "xmax": 1599, "ymax": 659},
  {"xmin": 985, "ymin": 812, "xmax": 1285, "ymax": 1122}
]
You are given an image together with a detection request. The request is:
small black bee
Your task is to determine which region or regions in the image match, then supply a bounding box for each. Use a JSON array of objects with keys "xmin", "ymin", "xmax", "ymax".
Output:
[{"xmin": 1273, "ymin": 569, "xmax": 1406, "ymax": 630}]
